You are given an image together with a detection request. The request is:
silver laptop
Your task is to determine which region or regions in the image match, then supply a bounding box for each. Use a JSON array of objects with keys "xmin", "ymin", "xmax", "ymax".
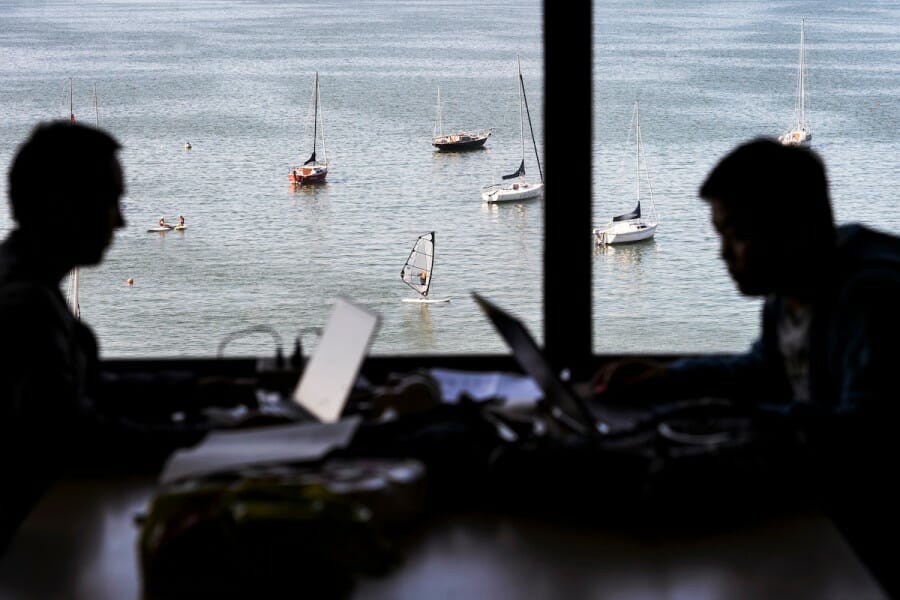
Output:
[
  {"xmin": 291, "ymin": 297, "xmax": 381, "ymax": 423},
  {"xmin": 472, "ymin": 291, "xmax": 655, "ymax": 437}
]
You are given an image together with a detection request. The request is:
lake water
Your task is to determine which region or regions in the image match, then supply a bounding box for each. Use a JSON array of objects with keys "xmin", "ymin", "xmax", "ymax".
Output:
[{"xmin": 0, "ymin": 0, "xmax": 897, "ymax": 358}]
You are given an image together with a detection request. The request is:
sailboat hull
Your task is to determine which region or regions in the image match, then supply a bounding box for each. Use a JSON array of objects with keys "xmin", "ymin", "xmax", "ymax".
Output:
[
  {"xmin": 432, "ymin": 131, "xmax": 491, "ymax": 151},
  {"xmin": 402, "ymin": 296, "xmax": 451, "ymax": 304},
  {"xmin": 482, "ymin": 180, "xmax": 544, "ymax": 203},
  {"xmin": 778, "ymin": 128, "xmax": 811, "ymax": 147},
  {"xmin": 288, "ymin": 164, "xmax": 328, "ymax": 184},
  {"xmin": 593, "ymin": 220, "xmax": 657, "ymax": 245}
]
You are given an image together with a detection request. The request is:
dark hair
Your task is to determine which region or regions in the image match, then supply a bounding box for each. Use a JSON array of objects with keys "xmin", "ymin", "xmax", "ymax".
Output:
[
  {"xmin": 699, "ymin": 137, "xmax": 835, "ymax": 246},
  {"xmin": 8, "ymin": 121, "xmax": 122, "ymax": 229}
]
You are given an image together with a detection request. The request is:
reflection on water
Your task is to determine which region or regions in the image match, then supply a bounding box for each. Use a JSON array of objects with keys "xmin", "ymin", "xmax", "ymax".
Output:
[
  {"xmin": 593, "ymin": 238, "xmax": 658, "ymax": 266},
  {"xmin": 480, "ymin": 200, "xmax": 534, "ymax": 216},
  {"xmin": 400, "ymin": 302, "xmax": 435, "ymax": 350},
  {"xmin": 480, "ymin": 200, "xmax": 536, "ymax": 271}
]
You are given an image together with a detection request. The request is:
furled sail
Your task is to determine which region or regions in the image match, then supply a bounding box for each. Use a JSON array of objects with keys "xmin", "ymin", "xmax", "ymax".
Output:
[
  {"xmin": 613, "ymin": 202, "xmax": 641, "ymax": 222},
  {"xmin": 400, "ymin": 231, "xmax": 435, "ymax": 297},
  {"xmin": 502, "ymin": 159, "xmax": 526, "ymax": 180}
]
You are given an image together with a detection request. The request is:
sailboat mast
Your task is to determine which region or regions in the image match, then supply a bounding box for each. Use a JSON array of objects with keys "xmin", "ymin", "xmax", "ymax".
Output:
[
  {"xmin": 424, "ymin": 231, "xmax": 434, "ymax": 297},
  {"xmin": 312, "ymin": 72, "xmax": 318, "ymax": 157},
  {"xmin": 636, "ymin": 100, "xmax": 658, "ymax": 223},
  {"xmin": 319, "ymin": 74, "xmax": 327, "ymax": 164},
  {"xmin": 517, "ymin": 56, "xmax": 525, "ymax": 165},
  {"xmin": 68, "ymin": 76, "xmax": 80, "ymax": 320},
  {"xmin": 518, "ymin": 55, "xmax": 544, "ymax": 183},
  {"xmin": 798, "ymin": 19, "xmax": 806, "ymax": 128},
  {"xmin": 436, "ymin": 86, "xmax": 443, "ymax": 137},
  {"xmin": 72, "ymin": 269, "xmax": 80, "ymax": 319},
  {"xmin": 93, "ymin": 82, "xmax": 99, "ymax": 126},
  {"xmin": 635, "ymin": 101, "xmax": 641, "ymax": 206}
]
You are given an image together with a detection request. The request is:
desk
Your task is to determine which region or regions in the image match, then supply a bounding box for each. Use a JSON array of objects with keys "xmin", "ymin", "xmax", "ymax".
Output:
[{"xmin": 0, "ymin": 475, "xmax": 888, "ymax": 599}]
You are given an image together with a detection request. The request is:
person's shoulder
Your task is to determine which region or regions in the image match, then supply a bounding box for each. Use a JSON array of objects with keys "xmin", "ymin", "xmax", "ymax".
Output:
[
  {"xmin": 838, "ymin": 224, "xmax": 900, "ymax": 264},
  {"xmin": 837, "ymin": 224, "xmax": 900, "ymax": 287},
  {"xmin": 0, "ymin": 280, "xmax": 70, "ymax": 325},
  {"xmin": 0, "ymin": 278, "xmax": 53, "ymax": 304}
]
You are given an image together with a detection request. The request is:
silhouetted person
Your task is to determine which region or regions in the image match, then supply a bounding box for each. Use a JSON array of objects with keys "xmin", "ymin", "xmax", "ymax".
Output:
[
  {"xmin": 0, "ymin": 122, "xmax": 126, "ymax": 548},
  {"xmin": 593, "ymin": 137, "xmax": 900, "ymax": 594}
]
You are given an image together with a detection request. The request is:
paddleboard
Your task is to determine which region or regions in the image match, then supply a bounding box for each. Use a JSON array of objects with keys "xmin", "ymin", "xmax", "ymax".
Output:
[
  {"xmin": 147, "ymin": 227, "xmax": 173, "ymax": 232},
  {"xmin": 402, "ymin": 297, "xmax": 451, "ymax": 304}
]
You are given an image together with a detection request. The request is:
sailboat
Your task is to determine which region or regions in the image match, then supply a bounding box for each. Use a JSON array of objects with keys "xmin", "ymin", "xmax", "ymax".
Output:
[
  {"xmin": 481, "ymin": 54, "xmax": 544, "ymax": 203},
  {"xmin": 431, "ymin": 86, "xmax": 492, "ymax": 151},
  {"xmin": 288, "ymin": 72, "xmax": 328, "ymax": 185},
  {"xmin": 779, "ymin": 19, "xmax": 812, "ymax": 147},
  {"xmin": 593, "ymin": 100, "xmax": 659, "ymax": 246},
  {"xmin": 65, "ymin": 79, "xmax": 101, "ymax": 319},
  {"xmin": 400, "ymin": 231, "xmax": 450, "ymax": 303}
]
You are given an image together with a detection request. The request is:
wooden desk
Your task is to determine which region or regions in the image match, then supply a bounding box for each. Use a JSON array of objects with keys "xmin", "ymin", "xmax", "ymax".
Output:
[{"xmin": 0, "ymin": 475, "xmax": 888, "ymax": 599}]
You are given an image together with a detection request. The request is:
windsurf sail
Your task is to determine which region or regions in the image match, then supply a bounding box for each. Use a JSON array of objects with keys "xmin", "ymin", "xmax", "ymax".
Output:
[{"xmin": 400, "ymin": 231, "xmax": 436, "ymax": 298}]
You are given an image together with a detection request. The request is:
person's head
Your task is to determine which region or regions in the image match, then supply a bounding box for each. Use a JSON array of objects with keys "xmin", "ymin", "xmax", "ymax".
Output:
[
  {"xmin": 699, "ymin": 138, "xmax": 836, "ymax": 297},
  {"xmin": 8, "ymin": 121, "xmax": 125, "ymax": 267}
]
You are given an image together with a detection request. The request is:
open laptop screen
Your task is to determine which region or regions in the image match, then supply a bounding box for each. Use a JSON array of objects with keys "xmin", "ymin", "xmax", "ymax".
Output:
[
  {"xmin": 292, "ymin": 297, "xmax": 380, "ymax": 423},
  {"xmin": 472, "ymin": 292, "xmax": 598, "ymax": 436}
]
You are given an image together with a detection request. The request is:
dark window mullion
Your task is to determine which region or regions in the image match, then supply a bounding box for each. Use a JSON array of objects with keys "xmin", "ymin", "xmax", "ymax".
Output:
[{"xmin": 544, "ymin": 1, "xmax": 593, "ymax": 376}]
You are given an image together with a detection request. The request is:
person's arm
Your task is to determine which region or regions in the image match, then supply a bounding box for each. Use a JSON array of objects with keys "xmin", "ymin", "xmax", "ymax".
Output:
[
  {"xmin": 1, "ymin": 285, "xmax": 84, "ymax": 428},
  {"xmin": 593, "ymin": 299, "xmax": 787, "ymax": 403},
  {"xmin": 831, "ymin": 270, "xmax": 900, "ymax": 417},
  {"xmin": 666, "ymin": 298, "xmax": 788, "ymax": 402}
]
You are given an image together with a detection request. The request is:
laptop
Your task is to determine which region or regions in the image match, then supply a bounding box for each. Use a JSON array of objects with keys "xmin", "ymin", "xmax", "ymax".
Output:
[
  {"xmin": 290, "ymin": 297, "xmax": 381, "ymax": 423},
  {"xmin": 472, "ymin": 291, "xmax": 655, "ymax": 437}
]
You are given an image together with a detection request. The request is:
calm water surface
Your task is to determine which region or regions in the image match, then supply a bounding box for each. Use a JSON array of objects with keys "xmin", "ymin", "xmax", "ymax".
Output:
[{"xmin": 0, "ymin": 1, "xmax": 897, "ymax": 358}]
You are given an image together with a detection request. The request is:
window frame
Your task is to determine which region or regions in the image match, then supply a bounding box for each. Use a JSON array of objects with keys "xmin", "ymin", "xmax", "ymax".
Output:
[
  {"xmin": 544, "ymin": 1, "xmax": 593, "ymax": 376},
  {"xmin": 104, "ymin": 1, "xmax": 595, "ymax": 382}
]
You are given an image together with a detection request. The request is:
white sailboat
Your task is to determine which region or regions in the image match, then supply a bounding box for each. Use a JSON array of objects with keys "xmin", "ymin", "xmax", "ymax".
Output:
[
  {"xmin": 400, "ymin": 231, "xmax": 450, "ymax": 303},
  {"xmin": 67, "ymin": 267, "xmax": 80, "ymax": 320},
  {"xmin": 779, "ymin": 19, "xmax": 812, "ymax": 147},
  {"xmin": 481, "ymin": 54, "xmax": 543, "ymax": 203},
  {"xmin": 288, "ymin": 71, "xmax": 328, "ymax": 185},
  {"xmin": 65, "ymin": 79, "xmax": 101, "ymax": 319},
  {"xmin": 593, "ymin": 100, "xmax": 659, "ymax": 246}
]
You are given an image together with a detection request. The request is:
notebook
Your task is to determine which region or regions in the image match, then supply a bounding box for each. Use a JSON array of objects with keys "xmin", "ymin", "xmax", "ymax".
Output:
[
  {"xmin": 291, "ymin": 297, "xmax": 381, "ymax": 423},
  {"xmin": 472, "ymin": 291, "xmax": 654, "ymax": 437}
]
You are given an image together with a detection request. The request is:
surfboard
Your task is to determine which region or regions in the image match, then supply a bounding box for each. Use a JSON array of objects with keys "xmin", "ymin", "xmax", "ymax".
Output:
[
  {"xmin": 147, "ymin": 227, "xmax": 173, "ymax": 232},
  {"xmin": 402, "ymin": 297, "xmax": 451, "ymax": 304},
  {"xmin": 173, "ymin": 225, "xmax": 187, "ymax": 230}
]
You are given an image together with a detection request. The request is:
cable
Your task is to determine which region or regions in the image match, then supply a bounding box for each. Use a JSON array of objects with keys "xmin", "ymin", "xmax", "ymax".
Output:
[{"xmin": 216, "ymin": 325, "xmax": 284, "ymax": 366}]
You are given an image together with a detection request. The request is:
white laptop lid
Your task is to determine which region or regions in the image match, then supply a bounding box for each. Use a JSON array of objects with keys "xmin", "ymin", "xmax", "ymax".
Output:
[{"xmin": 292, "ymin": 297, "xmax": 381, "ymax": 423}]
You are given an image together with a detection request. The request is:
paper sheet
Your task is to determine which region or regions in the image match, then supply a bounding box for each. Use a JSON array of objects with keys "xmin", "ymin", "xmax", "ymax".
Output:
[
  {"xmin": 159, "ymin": 416, "xmax": 361, "ymax": 484},
  {"xmin": 428, "ymin": 368, "xmax": 543, "ymax": 405}
]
